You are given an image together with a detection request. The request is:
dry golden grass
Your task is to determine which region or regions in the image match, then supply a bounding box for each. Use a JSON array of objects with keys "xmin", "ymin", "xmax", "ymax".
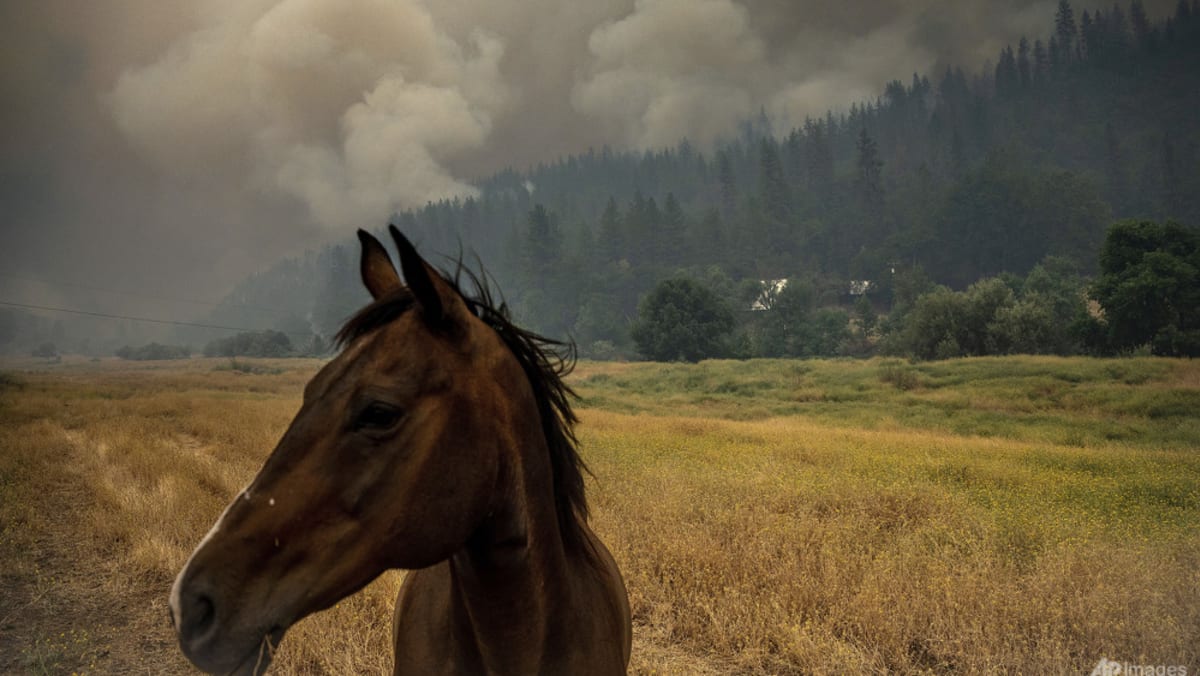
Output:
[{"xmin": 0, "ymin": 356, "xmax": 1197, "ymax": 674}]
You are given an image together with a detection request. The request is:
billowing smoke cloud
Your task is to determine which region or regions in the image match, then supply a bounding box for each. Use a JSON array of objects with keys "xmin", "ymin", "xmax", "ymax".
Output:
[
  {"xmin": 573, "ymin": 0, "xmax": 765, "ymax": 148},
  {"xmin": 108, "ymin": 0, "xmax": 509, "ymax": 230},
  {"xmin": 0, "ymin": 0, "xmax": 1180, "ymax": 314},
  {"xmin": 105, "ymin": 0, "xmax": 1130, "ymax": 229}
]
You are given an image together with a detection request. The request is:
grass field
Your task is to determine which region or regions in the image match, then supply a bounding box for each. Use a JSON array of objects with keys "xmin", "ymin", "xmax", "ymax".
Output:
[{"xmin": 1, "ymin": 355, "xmax": 1198, "ymax": 674}]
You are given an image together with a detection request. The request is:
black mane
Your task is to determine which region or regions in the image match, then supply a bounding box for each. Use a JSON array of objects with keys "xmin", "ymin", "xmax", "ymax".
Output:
[{"xmin": 334, "ymin": 265, "xmax": 594, "ymax": 559}]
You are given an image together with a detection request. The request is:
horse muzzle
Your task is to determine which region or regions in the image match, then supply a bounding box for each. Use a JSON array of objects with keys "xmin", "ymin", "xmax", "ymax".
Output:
[{"xmin": 172, "ymin": 567, "xmax": 288, "ymax": 675}]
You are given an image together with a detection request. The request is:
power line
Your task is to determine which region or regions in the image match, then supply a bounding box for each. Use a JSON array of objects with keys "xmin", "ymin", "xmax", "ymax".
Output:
[
  {"xmin": 0, "ymin": 300, "xmax": 318, "ymax": 340},
  {"xmin": 0, "ymin": 273, "xmax": 289, "ymax": 315}
]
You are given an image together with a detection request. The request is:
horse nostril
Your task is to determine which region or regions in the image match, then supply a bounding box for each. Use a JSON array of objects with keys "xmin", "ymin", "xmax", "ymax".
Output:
[
  {"xmin": 182, "ymin": 592, "xmax": 217, "ymax": 642},
  {"xmin": 195, "ymin": 594, "xmax": 215, "ymax": 632}
]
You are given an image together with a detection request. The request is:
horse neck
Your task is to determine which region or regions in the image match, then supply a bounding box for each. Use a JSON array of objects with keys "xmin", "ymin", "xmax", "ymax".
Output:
[{"xmin": 447, "ymin": 423, "xmax": 574, "ymax": 671}]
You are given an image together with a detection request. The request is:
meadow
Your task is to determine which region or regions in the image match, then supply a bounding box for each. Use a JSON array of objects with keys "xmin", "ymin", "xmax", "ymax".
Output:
[{"xmin": 1, "ymin": 355, "xmax": 1198, "ymax": 674}]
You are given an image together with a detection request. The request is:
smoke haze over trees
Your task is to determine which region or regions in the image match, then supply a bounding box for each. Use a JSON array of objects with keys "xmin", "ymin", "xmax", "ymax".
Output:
[{"xmin": 1, "ymin": 0, "xmax": 1196, "ymax": 359}]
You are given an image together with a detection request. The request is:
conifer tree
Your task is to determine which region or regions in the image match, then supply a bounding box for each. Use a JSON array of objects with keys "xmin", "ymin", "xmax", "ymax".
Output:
[
  {"xmin": 597, "ymin": 196, "xmax": 624, "ymax": 263},
  {"xmin": 1130, "ymin": 0, "xmax": 1150, "ymax": 45},
  {"xmin": 759, "ymin": 137, "xmax": 790, "ymax": 222},
  {"xmin": 1017, "ymin": 37, "xmax": 1032, "ymax": 88},
  {"xmin": 661, "ymin": 193, "xmax": 688, "ymax": 265},
  {"xmin": 717, "ymin": 151, "xmax": 738, "ymax": 220},
  {"xmin": 1033, "ymin": 39, "xmax": 1049, "ymax": 84},
  {"xmin": 1056, "ymin": 0, "xmax": 1078, "ymax": 60}
]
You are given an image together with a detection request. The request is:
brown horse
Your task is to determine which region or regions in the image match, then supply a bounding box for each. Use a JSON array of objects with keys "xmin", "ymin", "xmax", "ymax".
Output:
[{"xmin": 170, "ymin": 227, "xmax": 631, "ymax": 675}]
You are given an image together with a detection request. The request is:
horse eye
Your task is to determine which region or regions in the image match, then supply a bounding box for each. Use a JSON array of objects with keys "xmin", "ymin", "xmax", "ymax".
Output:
[{"xmin": 355, "ymin": 402, "xmax": 403, "ymax": 431}]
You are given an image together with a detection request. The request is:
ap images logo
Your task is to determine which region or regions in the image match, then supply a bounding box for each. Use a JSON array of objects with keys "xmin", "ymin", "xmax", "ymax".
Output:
[{"xmin": 1091, "ymin": 658, "xmax": 1189, "ymax": 676}]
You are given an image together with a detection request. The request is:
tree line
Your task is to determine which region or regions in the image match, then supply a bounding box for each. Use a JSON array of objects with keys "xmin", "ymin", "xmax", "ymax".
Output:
[
  {"xmin": 175, "ymin": 0, "xmax": 1200, "ymax": 362},
  {"xmin": 630, "ymin": 219, "xmax": 1200, "ymax": 361}
]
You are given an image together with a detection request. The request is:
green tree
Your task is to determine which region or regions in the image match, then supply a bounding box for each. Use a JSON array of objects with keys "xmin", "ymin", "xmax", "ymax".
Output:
[
  {"xmin": 631, "ymin": 278, "xmax": 735, "ymax": 362},
  {"xmin": 900, "ymin": 287, "xmax": 970, "ymax": 360},
  {"xmin": 855, "ymin": 295, "xmax": 878, "ymax": 338},
  {"xmin": 759, "ymin": 137, "xmax": 789, "ymax": 223},
  {"xmin": 1130, "ymin": 0, "xmax": 1150, "ymax": 47},
  {"xmin": 523, "ymin": 204, "xmax": 562, "ymax": 283},
  {"xmin": 660, "ymin": 192, "xmax": 688, "ymax": 265},
  {"xmin": 1056, "ymin": 0, "xmax": 1078, "ymax": 60},
  {"xmin": 1017, "ymin": 256, "xmax": 1089, "ymax": 354},
  {"xmin": 312, "ymin": 244, "xmax": 366, "ymax": 339},
  {"xmin": 596, "ymin": 196, "xmax": 624, "ymax": 263},
  {"xmin": 1091, "ymin": 220, "xmax": 1200, "ymax": 355},
  {"xmin": 717, "ymin": 151, "xmax": 738, "ymax": 221},
  {"xmin": 855, "ymin": 127, "xmax": 885, "ymax": 221}
]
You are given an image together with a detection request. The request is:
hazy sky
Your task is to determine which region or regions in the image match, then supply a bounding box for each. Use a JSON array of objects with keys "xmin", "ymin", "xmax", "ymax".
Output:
[{"xmin": 0, "ymin": 0, "xmax": 1177, "ymax": 321}]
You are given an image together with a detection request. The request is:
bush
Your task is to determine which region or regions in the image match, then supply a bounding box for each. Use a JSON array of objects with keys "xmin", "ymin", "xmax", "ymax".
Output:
[
  {"xmin": 989, "ymin": 299, "xmax": 1056, "ymax": 355},
  {"xmin": 31, "ymin": 342, "xmax": 58, "ymax": 359},
  {"xmin": 115, "ymin": 343, "xmax": 191, "ymax": 360},
  {"xmin": 878, "ymin": 360, "xmax": 922, "ymax": 390},
  {"xmin": 896, "ymin": 258, "xmax": 1090, "ymax": 360},
  {"xmin": 203, "ymin": 330, "xmax": 293, "ymax": 358},
  {"xmin": 213, "ymin": 358, "xmax": 284, "ymax": 375}
]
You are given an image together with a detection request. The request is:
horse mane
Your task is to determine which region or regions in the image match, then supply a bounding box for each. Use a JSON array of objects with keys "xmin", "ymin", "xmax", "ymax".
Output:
[{"xmin": 334, "ymin": 264, "xmax": 595, "ymax": 560}]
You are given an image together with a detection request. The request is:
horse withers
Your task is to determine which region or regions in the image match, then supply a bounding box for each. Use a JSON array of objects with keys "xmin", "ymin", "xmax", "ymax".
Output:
[{"xmin": 169, "ymin": 227, "xmax": 632, "ymax": 675}]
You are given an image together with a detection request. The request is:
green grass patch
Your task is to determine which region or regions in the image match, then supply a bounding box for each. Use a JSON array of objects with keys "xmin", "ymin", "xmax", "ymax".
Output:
[{"xmin": 571, "ymin": 356, "xmax": 1200, "ymax": 451}]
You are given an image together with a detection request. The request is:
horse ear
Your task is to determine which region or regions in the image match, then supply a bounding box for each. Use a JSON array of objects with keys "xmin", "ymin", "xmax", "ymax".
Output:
[
  {"xmin": 389, "ymin": 225, "xmax": 456, "ymax": 327},
  {"xmin": 357, "ymin": 229, "xmax": 402, "ymax": 300}
]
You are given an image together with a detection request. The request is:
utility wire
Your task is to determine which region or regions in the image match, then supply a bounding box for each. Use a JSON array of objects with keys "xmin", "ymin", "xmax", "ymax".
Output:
[
  {"xmin": 0, "ymin": 300, "xmax": 318, "ymax": 340},
  {"xmin": 0, "ymin": 273, "xmax": 289, "ymax": 315}
]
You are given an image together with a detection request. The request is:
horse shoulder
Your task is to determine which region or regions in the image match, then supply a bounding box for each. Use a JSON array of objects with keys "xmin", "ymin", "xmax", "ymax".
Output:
[{"xmin": 554, "ymin": 531, "xmax": 632, "ymax": 674}]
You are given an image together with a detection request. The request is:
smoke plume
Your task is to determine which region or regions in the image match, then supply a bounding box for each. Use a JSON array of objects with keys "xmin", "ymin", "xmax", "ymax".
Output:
[{"xmin": 0, "ymin": 0, "xmax": 1179, "ymax": 313}]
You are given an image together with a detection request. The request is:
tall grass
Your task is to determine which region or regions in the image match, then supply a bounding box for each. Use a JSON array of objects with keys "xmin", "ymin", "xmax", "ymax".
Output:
[{"xmin": 1, "ymin": 356, "xmax": 1197, "ymax": 673}]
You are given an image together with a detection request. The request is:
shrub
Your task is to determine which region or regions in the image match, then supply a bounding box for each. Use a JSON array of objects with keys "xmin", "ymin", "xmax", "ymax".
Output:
[
  {"xmin": 213, "ymin": 358, "xmax": 284, "ymax": 375},
  {"xmin": 115, "ymin": 343, "xmax": 191, "ymax": 360},
  {"xmin": 31, "ymin": 342, "xmax": 58, "ymax": 359},
  {"xmin": 878, "ymin": 361, "xmax": 922, "ymax": 390},
  {"xmin": 203, "ymin": 330, "xmax": 293, "ymax": 358}
]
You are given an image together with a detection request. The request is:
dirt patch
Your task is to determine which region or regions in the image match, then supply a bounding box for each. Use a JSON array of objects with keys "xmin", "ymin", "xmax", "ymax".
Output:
[{"xmin": 0, "ymin": 432, "xmax": 191, "ymax": 674}]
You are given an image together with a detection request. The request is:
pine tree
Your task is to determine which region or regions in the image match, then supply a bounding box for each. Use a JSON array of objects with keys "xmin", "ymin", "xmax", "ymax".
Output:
[
  {"xmin": 695, "ymin": 208, "xmax": 725, "ymax": 264},
  {"xmin": 1033, "ymin": 39, "xmax": 1049, "ymax": 84},
  {"xmin": 597, "ymin": 196, "xmax": 624, "ymax": 263},
  {"xmin": 716, "ymin": 151, "xmax": 738, "ymax": 220},
  {"xmin": 950, "ymin": 129, "xmax": 967, "ymax": 177},
  {"xmin": 1131, "ymin": 0, "xmax": 1150, "ymax": 47},
  {"xmin": 1080, "ymin": 10, "xmax": 1095, "ymax": 60},
  {"xmin": 660, "ymin": 192, "xmax": 688, "ymax": 265},
  {"xmin": 1056, "ymin": 0, "xmax": 1078, "ymax": 61},
  {"xmin": 759, "ymin": 137, "xmax": 789, "ymax": 222},
  {"xmin": 995, "ymin": 45, "xmax": 1020, "ymax": 96},
  {"xmin": 783, "ymin": 129, "xmax": 805, "ymax": 196},
  {"xmin": 1177, "ymin": 0, "xmax": 1193, "ymax": 23},
  {"xmin": 1104, "ymin": 122, "xmax": 1129, "ymax": 216},
  {"xmin": 805, "ymin": 120, "xmax": 835, "ymax": 206},
  {"xmin": 524, "ymin": 204, "xmax": 562, "ymax": 285},
  {"xmin": 1109, "ymin": 4, "xmax": 1130, "ymax": 53},
  {"xmin": 1161, "ymin": 134, "xmax": 1184, "ymax": 219},
  {"xmin": 1017, "ymin": 37, "xmax": 1032, "ymax": 88},
  {"xmin": 856, "ymin": 128, "xmax": 886, "ymax": 244}
]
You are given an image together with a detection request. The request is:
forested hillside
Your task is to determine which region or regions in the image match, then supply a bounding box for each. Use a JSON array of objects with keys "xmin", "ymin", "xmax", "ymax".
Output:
[{"xmin": 198, "ymin": 1, "xmax": 1200, "ymax": 358}]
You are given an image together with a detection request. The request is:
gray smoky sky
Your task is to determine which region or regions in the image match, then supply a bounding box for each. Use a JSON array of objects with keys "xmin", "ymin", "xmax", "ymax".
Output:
[{"xmin": 0, "ymin": 0, "xmax": 1178, "ymax": 322}]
